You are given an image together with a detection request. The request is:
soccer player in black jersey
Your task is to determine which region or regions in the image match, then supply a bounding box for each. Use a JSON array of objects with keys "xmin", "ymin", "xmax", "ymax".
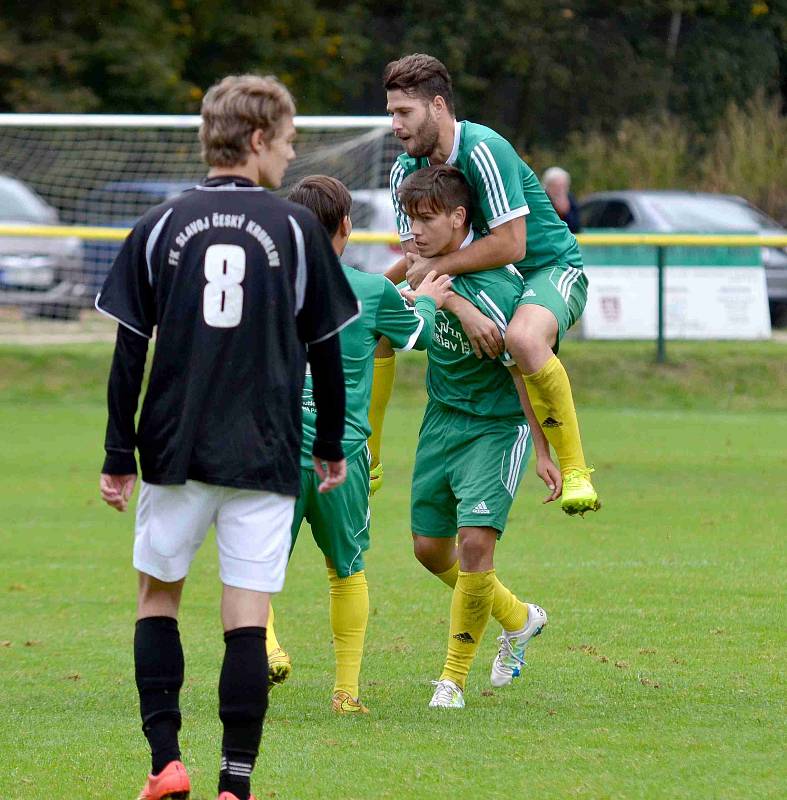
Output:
[{"xmin": 96, "ymin": 74, "xmax": 358, "ymax": 800}]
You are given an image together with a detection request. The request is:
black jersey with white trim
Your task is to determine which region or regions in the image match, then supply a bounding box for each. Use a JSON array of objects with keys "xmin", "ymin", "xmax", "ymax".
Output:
[{"xmin": 97, "ymin": 175, "xmax": 359, "ymax": 494}]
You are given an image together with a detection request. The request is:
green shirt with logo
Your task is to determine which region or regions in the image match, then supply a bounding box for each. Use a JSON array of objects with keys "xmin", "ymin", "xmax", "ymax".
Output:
[
  {"xmin": 390, "ymin": 120, "xmax": 582, "ymax": 273},
  {"xmin": 426, "ymin": 262, "xmax": 525, "ymax": 419},
  {"xmin": 301, "ymin": 264, "xmax": 436, "ymax": 467}
]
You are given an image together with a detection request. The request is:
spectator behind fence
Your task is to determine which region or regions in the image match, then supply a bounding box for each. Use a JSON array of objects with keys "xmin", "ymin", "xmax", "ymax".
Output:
[{"xmin": 542, "ymin": 166, "xmax": 581, "ymax": 233}]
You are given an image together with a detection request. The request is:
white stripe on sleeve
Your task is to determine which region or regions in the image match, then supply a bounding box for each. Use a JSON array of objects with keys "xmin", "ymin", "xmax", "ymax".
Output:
[
  {"xmin": 487, "ymin": 206, "xmax": 529, "ymax": 229},
  {"xmin": 390, "ymin": 163, "xmax": 411, "ymax": 237},
  {"xmin": 144, "ymin": 207, "xmax": 173, "ymax": 286},
  {"xmin": 472, "ymin": 143, "xmax": 508, "ymax": 216},
  {"xmin": 477, "ymin": 141, "xmax": 511, "ymax": 213},
  {"xmin": 288, "ymin": 215, "xmax": 307, "ymax": 314},
  {"xmin": 470, "ymin": 148, "xmax": 503, "ymax": 219},
  {"xmin": 94, "ymin": 293, "xmax": 151, "ymax": 339}
]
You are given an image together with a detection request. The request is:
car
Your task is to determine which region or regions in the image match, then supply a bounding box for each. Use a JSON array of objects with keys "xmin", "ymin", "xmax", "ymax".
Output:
[
  {"xmin": 578, "ymin": 190, "xmax": 787, "ymax": 325},
  {"xmin": 79, "ymin": 182, "xmax": 401, "ymax": 288},
  {"xmin": 76, "ymin": 179, "xmax": 198, "ymax": 293},
  {"xmin": 0, "ymin": 175, "xmax": 85, "ymax": 319},
  {"xmin": 344, "ymin": 188, "xmax": 401, "ymax": 274}
]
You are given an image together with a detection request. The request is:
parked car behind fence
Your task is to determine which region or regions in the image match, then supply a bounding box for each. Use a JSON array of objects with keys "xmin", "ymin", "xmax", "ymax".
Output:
[
  {"xmin": 80, "ymin": 182, "xmax": 400, "ymax": 293},
  {"xmin": 579, "ymin": 191, "xmax": 787, "ymax": 325},
  {"xmin": 0, "ymin": 175, "xmax": 84, "ymax": 319},
  {"xmin": 77, "ymin": 180, "xmax": 197, "ymax": 294}
]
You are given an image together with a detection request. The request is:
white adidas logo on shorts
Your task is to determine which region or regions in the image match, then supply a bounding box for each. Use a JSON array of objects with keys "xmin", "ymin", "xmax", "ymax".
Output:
[{"xmin": 472, "ymin": 501, "xmax": 491, "ymax": 515}]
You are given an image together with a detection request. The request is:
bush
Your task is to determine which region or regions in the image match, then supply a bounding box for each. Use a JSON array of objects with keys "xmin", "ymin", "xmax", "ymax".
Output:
[
  {"xmin": 547, "ymin": 116, "xmax": 691, "ymax": 192},
  {"xmin": 528, "ymin": 93, "xmax": 786, "ymax": 223},
  {"xmin": 701, "ymin": 92, "xmax": 787, "ymax": 224}
]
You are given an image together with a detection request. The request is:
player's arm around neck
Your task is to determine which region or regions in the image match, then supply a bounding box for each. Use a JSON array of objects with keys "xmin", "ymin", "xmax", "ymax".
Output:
[
  {"xmin": 384, "ymin": 239, "xmax": 418, "ymax": 284},
  {"xmin": 429, "ymin": 217, "xmax": 526, "ymax": 277}
]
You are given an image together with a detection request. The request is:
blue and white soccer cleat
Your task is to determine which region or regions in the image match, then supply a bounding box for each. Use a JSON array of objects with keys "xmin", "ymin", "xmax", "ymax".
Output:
[
  {"xmin": 429, "ymin": 678, "xmax": 465, "ymax": 708},
  {"xmin": 490, "ymin": 603, "xmax": 548, "ymax": 688}
]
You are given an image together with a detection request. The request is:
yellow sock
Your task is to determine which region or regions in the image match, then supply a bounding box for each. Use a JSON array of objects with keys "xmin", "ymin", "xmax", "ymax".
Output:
[
  {"xmin": 440, "ymin": 569, "xmax": 495, "ymax": 690},
  {"xmin": 436, "ymin": 561, "xmax": 526, "ymax": 632},
  {"xmin": 523, "ymin": 355, "xmax": 586, "ymax": 475},
  {"xmin": 367, "ymin": 355, "xmax": 396, "ymax": 466},
  {"xmin": 266, "ymin": 604, "xmax": 282, "ymax": 654},
  {"xmin": 492, "ymin": 579, "xmax": 528, "ymax": 632},
  {"xmin": 329, "ymin": 568, "xmax": 369, "ymax": 698},
  {"xmin": 436, "ymin": 562, "xmax": 460, "ymax": 587}
]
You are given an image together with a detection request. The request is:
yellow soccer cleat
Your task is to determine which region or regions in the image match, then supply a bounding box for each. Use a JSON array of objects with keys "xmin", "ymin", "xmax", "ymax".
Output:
[
  {"xmin": 369, "ymin": 462, "xmax": 384, "ymax": 496},
  {"xmin": 561, "ymin": 467, "xmax": 601, "ymax": 516},
  {"xmin": 267, "ymin": 647, "xmax": 292, "ymax": 686},
  {"xmin": 331, "ymin": 690, "xmax": 369, "ymax": 714}
]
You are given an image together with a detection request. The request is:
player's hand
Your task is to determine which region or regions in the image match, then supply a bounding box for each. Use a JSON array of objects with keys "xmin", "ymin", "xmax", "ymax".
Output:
[
  {"xmin": 453, "ymin": 302, "xmax": 503, "ymax": 359},
  {"xmin": 313, "ymin": 457, "xmax": 347, "ymax": 494},
  {"xmin": 100, "ymin": 473, "xmax": 137, "ymax": 512},
  {"xmin": 535, "ymin": 456, "xmax": 562, "ymax": 504},
  {"xmin": 405, "ymin": 252, "xmax": 437, "ymax": 289},
  {"xmin": 402, "ymin": 270, "xmax": 452, "ymax": 309}
]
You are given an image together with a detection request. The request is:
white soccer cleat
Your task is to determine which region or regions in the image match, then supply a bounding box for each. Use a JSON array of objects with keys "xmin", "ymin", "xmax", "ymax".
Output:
[
  {"xmin": 429, "ymin": 678, "xmax": 465, "ymax": 708},
  {"xmin": 490, "ymin": 603, "xmax": 548, "ymax": 688}
]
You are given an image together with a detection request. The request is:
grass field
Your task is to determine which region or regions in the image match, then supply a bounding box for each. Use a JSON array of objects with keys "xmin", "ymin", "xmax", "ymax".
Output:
[{"xmin": 1, "ymin": 341, "xmax": 785, "ymax": 799}]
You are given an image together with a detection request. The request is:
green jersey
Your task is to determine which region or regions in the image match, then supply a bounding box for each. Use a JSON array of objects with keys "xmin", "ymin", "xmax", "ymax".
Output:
[
  {"xmin": 301, "ymin": 264, "xmax": 435, "ymax": 467},
  {"xmin": 425, "ymin": 239, "xmax": 525, "ymax": 419},
  {"xmin": 390, "ymin": 120, "xmax": 582, "ymax": 273}
]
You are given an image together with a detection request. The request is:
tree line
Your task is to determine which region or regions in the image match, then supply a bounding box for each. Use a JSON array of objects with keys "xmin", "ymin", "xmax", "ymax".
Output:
[{"xmin": 0, "ymin": 1, "xmax": 785, "ymax": 216}]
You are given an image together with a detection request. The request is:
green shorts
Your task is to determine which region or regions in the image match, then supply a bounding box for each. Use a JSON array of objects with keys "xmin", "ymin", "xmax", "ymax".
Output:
[
  {"xmin": 516, "ymin": 263, "xmax": 588, "ymax": 346},
  {"xmin": 411, "ymin": 401, "xmax": 532, "ymax": 537},
  {"xmin": 292, "ymin": 450, "xmax": 370, "ymax": 577}
]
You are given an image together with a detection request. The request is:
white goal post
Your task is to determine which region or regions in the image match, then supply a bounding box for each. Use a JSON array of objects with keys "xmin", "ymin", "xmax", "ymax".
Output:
[{"xmin": 0, "ymin": 114, "xmax": 401, "ymax": 323}]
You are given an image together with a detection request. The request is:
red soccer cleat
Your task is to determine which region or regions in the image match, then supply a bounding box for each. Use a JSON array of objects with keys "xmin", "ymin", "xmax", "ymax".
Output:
[{"xmin": 137, "ymin": 760, "xmax": 191, "ymax": 800}]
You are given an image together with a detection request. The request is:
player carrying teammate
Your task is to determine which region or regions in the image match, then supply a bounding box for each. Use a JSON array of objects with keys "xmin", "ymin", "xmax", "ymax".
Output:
[
  {"xmin": 265, "ymin": 175, "xmax": 450, "ymax": 713},
  {"xmin": 378, "ymin": 53, "xmax": 599, "ymax": 516},
  {"xmin": 97, "ymin": 75, "xmax": 358, "ymax": 800},
  {"xmin": 399, "ymin": 164, "xmax": 561, "ymax": 708}
]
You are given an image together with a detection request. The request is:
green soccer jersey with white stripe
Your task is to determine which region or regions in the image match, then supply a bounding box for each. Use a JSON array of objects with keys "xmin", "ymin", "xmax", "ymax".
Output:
[
  {"xmin": 301, "ymin": 264, "xmax": 435, "ymax": 467},
  {"xmin": 390, "ymin": 120, "xmax": 583, "ymax": 274},
  {"xmin": 425, "ymin": 245, "xmax": 525, "ymax": 419}
]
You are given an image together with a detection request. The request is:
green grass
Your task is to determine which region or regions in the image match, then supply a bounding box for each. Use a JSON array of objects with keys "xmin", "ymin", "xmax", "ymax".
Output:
[
  {"xmin": 1, "ymin": 342, "xmax": 785, "ymax": 799},
  {"xmin": 2, "ymin": 339, "xmax": 786, "ymax": 411}
]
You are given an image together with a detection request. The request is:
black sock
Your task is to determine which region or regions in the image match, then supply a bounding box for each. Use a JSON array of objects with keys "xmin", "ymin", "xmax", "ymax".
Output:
[
  {"xmin": 134, "ymin": 616, "xmax": 184, "ymax": 775},
  {"xmin": 218, "ymin": 626, "xmax": 268, "ymax": 800}
]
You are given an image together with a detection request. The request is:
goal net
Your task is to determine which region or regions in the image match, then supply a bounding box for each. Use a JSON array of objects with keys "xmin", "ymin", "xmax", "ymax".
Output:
[{"xmin": 0, "ymin": 114, "xmax": 401, "ymax": 333}]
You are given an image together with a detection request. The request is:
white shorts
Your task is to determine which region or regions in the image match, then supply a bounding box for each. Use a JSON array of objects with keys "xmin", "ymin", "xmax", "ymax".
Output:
[{"xmin": 133, "ymin": 480, "xmax": 295, "ymax": 593}]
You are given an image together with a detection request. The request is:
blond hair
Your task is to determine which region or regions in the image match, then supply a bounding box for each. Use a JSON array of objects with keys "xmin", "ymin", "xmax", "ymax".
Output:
[{"xmin": 199, "ymin": 74, "xmax": 296, "ymax": 167}]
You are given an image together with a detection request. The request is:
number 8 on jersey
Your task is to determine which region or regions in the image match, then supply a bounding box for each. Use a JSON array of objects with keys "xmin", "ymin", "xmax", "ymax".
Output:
[{"xmin": 203, "ymin": 243, "xmax": 246, "ymax": 328}]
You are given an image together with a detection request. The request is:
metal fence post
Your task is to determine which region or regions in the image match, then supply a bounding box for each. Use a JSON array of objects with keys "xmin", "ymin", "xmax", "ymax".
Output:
[{"xmin": 656, "ymin": 245, "xmax": 666, "ymax": 363}]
